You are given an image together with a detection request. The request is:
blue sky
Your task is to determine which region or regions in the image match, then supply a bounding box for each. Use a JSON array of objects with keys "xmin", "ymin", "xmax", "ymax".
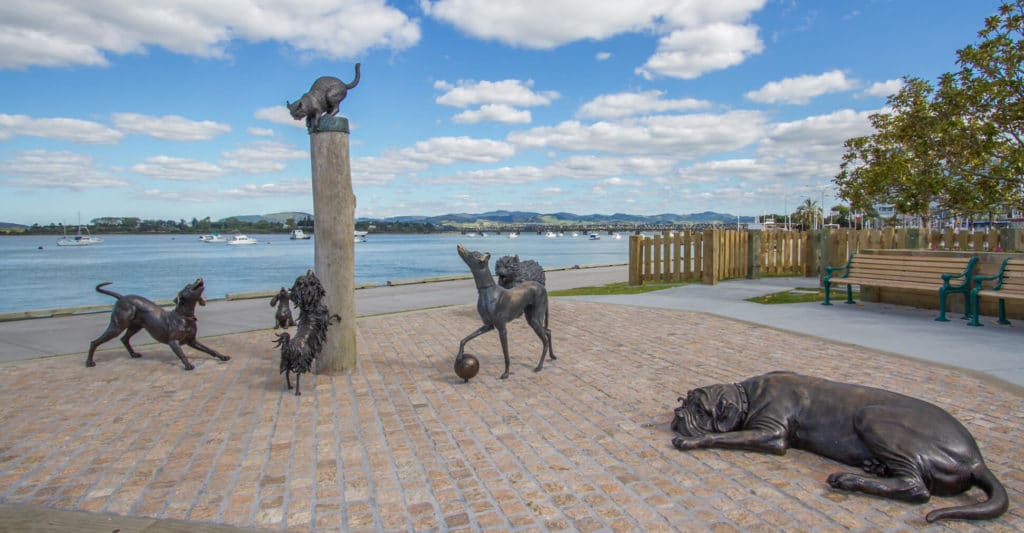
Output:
[{"xmin": 0, "ymin": 0, "xmax": 1006, "ymax": 226}]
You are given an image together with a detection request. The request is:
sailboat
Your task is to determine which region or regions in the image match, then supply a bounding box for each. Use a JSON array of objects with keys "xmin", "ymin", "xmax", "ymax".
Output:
[{"xmin": 57, "ymin": 217, "xmax": 103, "ymax": 247}]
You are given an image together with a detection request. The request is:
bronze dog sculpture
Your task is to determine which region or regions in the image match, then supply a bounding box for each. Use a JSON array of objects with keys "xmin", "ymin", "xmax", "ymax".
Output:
[
  {"xmin": 671, "ymin": 371, "xmax": 1007, "ymax": 522},
  {"xmin": 269, "ymin": 287, "xmax": 295, "ymax": 329},
  {"xmin": 495, "ymin": 255, "xmax": 545, "ymax": 289},
  {"xmin": 287, "ymin": 64, "xmax": 360, "ymax": 131},
  {"xmin": 274, "ymin": 270, "xmax": 339, "ymax": 395},
  {"xmin": 86, "ymin": 279, "xmax": 230, "ymax": 370},
  {"xmin": 455, "ymin": 244, "xmax": 554, "ymax": 379}
]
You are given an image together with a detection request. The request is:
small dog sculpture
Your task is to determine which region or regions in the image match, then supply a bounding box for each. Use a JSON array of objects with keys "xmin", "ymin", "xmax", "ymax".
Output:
[
  {"xmin": 86, "ymin": 279, "xmax": 230, "ymax": 370},
  {"xmin": 671, "ymin": 371, "xmax": 1008, "ymax": 522},
  {"xmin": 455, "ymin": 244, "xmax": 554, "ymax": 379},
  {"xmin": 274, "ymin": 270, "xmax": 339, "ymax": 395},
  {"xmin": 269, "ymin": 287, "xmax": 295, "ymax": 329},
  {"xmin": 495, "ymin": 255, "xmax": 545, "ymax": 289},
  {"xmin": 287, "ymin": 63, "xmax": 361, "ymax": 131}
]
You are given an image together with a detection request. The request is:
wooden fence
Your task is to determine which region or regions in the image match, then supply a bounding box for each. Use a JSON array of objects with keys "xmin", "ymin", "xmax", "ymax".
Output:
[
  {"xmin": 630, "ymin": 227, "xmax": 1013, "ymax": 285},
  {"xmin": 629, "ymin": 230, "xmax": 806, "ymax": 285},
  {"xmin": 827, "ymin": 228, "xmax": 1003, "ymax": 268}
]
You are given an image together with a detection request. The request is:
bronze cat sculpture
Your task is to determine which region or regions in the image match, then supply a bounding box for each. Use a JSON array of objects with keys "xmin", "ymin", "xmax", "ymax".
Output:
[
  {"xmin": 671, "ymin": 371, "xmax": 1007, "ymax": 522},
  {"xmin": 287, "ymin": 63, "xmax": 360, "ymax": 131}
]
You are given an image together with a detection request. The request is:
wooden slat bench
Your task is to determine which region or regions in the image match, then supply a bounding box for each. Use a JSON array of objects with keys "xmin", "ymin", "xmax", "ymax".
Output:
[
  {"xmin": 969, "ymin": 257, "xmax": 1024, "ymax": 326},
  {"xmin": 822, "ymin": 253, "xmax": 978, "ymax": 321}
]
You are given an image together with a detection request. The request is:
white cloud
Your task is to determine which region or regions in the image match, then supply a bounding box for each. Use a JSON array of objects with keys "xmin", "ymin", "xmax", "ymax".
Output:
[
  {"xmin": 0, "ymin": 113, "xmax": 122, "ymax": 144},
  {"xmin": 577, "ymin": 90, "xmax": 712, "ymax": 119},
  {"xmin": 759, "ymin": 108, "xmax": 876, "ymax": 161},
  {"xmin": 452, "ymin": 105, "xmax": 532, "ymax": 124},
  {"xmin": 0, "ymin": 0, "xmax": 420, "ymax": 70},
  {"xmin": 221, "ymin": 179, "xmax": 312, "ymax": 197},
  {"xmin": 746, "ymin": 70, "xmax": 857, "ymax": 105},
  {"xmin": 248, "ymin": 127, "xmax": 274, "ymax": 137},
  {"xmin": 393, "ymin": 137, "xmax": 516, "ymax": 165},
  {"xmin": 595, "ymin": 52, "xmax": 611, "ymax": 61},
  {"xmin": 637, "ymin": 22, "xmax": 764, "ymax": 80},
  {"xmin": 254, "ymin": 106, "xmax": 307, "ymax": 129},
  {"xmin": 434, "ymin": 79, "xmax": 559, "ymax": 108},
  {"xmin": 419, "ymin": 155, "xmax": 677, "ymax": 186},
  {"xmin": 220, "ymin": 141, "xmax": 307, "ymax": 174},
  {"xmin": 860, "ymin": 78, "xmax": 904, "ymax": 98},
  {"xmin": 421, "ymin": 0, "xmax": 667, "ymax": 49},
  {"xmin": 112, "ymin": 113, "xmax": 231, "ymax": 141},
  {"xmin": 0, "ymin": 150, "xmax": 130, "ymax": 189},
  {"xmin": 131, "ymin": 156, "xmax": 224, "ymax": 181},
  {"xmin": 509, "ymin": 111, "xmax": 767, "ymax": 156}
]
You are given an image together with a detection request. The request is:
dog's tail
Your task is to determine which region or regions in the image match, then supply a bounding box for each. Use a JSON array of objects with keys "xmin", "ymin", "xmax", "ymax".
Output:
[
  {"xmin": 95, "ymin": 282, "xmax": 122, "ymax": 300},
  {"xmin": 925, "ymin": 462, "xmax": 1008, "ymax": 522}
]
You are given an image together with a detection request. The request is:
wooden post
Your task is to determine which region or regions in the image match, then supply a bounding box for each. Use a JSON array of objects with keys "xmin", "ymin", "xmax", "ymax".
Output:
[
  {"xmin": 309, "ymin": 116, "xmax": 357, "ymax": 374},
  {"xmin": 628, "ymin": 235, "xmax": 642, "ymax": 285},
  {"xmin": 702, "ymin": 230, "xmax": 718, "ymax": 285},
  {"xmin": 747, "ymin": 230, "xmax": 761, "ymax": 279}
]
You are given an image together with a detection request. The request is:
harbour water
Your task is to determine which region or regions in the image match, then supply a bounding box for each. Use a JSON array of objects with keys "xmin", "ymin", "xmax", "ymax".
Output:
[{"xmin": 0, "ymin": 232, "xmax": 629, "ymax": 314}]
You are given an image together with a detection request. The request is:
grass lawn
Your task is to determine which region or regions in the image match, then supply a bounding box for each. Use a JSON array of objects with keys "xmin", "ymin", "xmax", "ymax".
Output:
[
  {"xmin": 747, "ymin": 286, "xmax": 859, "ymax": 304},
  {"xmin": 549, "ymin": 281, "xmax": 693, "ymax": 297}
]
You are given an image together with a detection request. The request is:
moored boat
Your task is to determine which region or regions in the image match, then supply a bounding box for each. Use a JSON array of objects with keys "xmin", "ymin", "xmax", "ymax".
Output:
[
  {"xmin": 226, "ymin": 234, "xmax": 258, "ymax": 245},
  {"xmin": 57, "ymin": 224, "xmax": 103, "ymax": 246},
  {"xmin": 290, "ymin": 229, "xmax": 311, "ymax": 240}
]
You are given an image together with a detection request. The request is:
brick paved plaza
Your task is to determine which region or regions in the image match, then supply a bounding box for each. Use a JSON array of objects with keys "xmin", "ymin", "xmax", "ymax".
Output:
[{"xmin": 1, "ymin": 300, "xmax": 1021, "ymax": 531}]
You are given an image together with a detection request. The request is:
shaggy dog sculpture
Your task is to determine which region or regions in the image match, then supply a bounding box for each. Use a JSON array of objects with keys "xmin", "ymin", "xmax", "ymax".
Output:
[
  {"xmin": 495, "ymin": 255, "xmax": 546, "ymax": 289},
  {"xmin": 455, "ymin": 244, "xmax": 554, "ymax": 379},
  {"xmin": 269, "ymin": 287, "xmax": 296, "ymax": 329},
  {"xmin": 274, "ymin": 270, "xmax": 339, "ymax": 395},
  {"xmin": 671, "ymin": 371, "xmax": 1008, "ymax": 522},
  {"xmin": 86, "ymin": 278, "xmax": 230, "ymax": 370}
]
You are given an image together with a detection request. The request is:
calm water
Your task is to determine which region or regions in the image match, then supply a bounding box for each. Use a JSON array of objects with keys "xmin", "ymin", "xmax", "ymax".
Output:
[{"xmin": 0, "ymin": 232, "xmax": 629, "ymax": 313}]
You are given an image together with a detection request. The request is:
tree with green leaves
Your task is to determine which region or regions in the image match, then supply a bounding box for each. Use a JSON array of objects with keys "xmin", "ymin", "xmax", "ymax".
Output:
[
  {"xmin": 793, "ymin": 198, "xmax": 822, "ymax": 229},
  {"xmin": 834, "ymin": 1, "xmax": 1024, "ymax": 227}
]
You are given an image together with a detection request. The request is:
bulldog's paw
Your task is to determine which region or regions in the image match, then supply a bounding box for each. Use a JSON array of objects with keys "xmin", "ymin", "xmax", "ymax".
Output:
[{"xmin": 672, "ymin": 436, "xmax": 702, "ymax": 450}]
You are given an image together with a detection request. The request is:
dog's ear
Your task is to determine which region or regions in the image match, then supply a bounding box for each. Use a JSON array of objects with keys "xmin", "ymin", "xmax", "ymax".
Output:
[
  {"xmin": 173, "ymin": 296, "xmax": 179, "ymax": 305},
  {"xmin": 712, "ymin": 396, "xmax": 743, "ymax": 432}
]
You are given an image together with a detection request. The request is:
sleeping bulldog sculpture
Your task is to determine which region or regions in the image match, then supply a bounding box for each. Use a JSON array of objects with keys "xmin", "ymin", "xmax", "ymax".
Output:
[{"xmin": 671, "ymin": 371, "xmax": 1007, "ymax": 522}]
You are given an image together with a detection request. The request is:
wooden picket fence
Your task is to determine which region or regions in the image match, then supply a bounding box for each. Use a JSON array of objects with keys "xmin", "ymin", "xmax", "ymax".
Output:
[
  {"xmin": 628, "ymin": 227, "xmax": 1006, "ymax": 285},
  {"xmin": 629, "ymin": 230, "xmax": 806, "ymax": 285}
]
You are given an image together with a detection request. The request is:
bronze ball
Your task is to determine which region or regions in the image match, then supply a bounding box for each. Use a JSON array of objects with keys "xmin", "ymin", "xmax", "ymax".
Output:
[{"xmin": 454, "ymin": 354, "xmax": 480, "ymax": 383}]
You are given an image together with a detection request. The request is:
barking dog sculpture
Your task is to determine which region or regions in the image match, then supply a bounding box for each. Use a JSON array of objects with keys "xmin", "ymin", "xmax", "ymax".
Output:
[
  {"xmin": 86, "ymin": 279, "xmax": 230, "ymax": 370},
  {"xmin": 269, "ymin": 287, "xmax": 296, "ymax": 329},
  {"xmin": 671, "ymin": 371, "xmax": 1008, "ymax": 522},
  {"xmin": 455, "ymin": 244, "xmax": 554, "ymax": 379},
  {"xmin": 274, "ymin": 270, "xmax": 339, "ymax": 395},
  {"xmin": 495, "ymin": 255, "xmax": 546, "ymax": 289}
]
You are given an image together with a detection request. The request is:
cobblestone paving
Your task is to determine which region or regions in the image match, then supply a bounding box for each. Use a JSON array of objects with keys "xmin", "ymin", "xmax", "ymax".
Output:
[{"xmin": 1, "ymin": 300, "xmax": 1021, "ymax": 532}]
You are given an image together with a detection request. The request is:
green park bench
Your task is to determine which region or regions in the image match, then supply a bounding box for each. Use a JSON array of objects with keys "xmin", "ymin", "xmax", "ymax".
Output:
[
  {"xmin": 969, "ymin": 257, "xmax": 1024, "ymax": 327},
  {"xmin": 822, "ymin": 252, "xmax": 978, "ymax": 321}
]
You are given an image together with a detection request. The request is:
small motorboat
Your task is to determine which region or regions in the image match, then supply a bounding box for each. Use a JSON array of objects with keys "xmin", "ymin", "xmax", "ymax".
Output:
[
  {"xmin": 545, "ymin": 231, "xmax": 558, "ymax": 238},
  {"xmin": 226, "ymin": 234, "xmax": 258, "ymax": 245},
  {"xmin": 508, "ymin": 232, "xmax": 519, "ymax": 239},
  {"xmin": 355, "ymin": 230, "xmax": 368, "ymax": 243},
  {"xmin": 290, "ymin": 229, "xmax": 311, "ymax": 240},
  {"xmin": 588, "ymin": 232, "xmax": 601, "ymax": 240},
  {"xmin": 199, "ymin": 233, "xmax": 226, "ymax": 243}
]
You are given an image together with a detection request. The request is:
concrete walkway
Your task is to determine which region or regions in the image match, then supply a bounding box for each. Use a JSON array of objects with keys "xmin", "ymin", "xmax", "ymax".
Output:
[{"xmin": 1, "ymin": 267, "xmax": 1021, "ymax": 531}]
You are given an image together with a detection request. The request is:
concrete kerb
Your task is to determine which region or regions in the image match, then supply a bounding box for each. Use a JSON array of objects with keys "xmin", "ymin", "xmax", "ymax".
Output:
[{"xmin": 0, "ymin": 263, "xmax": 628, "ymax": 323}]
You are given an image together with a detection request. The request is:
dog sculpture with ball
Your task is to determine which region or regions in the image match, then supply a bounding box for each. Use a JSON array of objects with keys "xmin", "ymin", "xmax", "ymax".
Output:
[
  {"xmin": 274, "ymin": 270, "xmax": 339, "ymax": 395},
  {"xmin": 455, "ymin": 244, "xmax": 554, "ymax": 380}
]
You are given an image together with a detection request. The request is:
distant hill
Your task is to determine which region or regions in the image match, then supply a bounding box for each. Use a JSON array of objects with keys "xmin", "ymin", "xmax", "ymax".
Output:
[
  {"xmin": 222, "ymin": 212, "xmax": 312, "ymax": 223},
  {"xmin": 0, "ymin": 222, "xmax": 28, "ymax": 229},
  {"xmin": 359, "ymin": 210, "xmax": 753, "ymax": 227}
]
